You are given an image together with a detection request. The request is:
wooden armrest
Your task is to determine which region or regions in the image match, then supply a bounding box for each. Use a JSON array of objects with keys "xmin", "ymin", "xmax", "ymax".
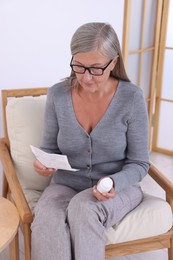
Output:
[
  {"xmin": 149, "ymin": 163, "xmax": 173, "ymax": 195},
  {"xmin": 0, "ymin": 138, "xmax": 33, "ymax": 223},
  {"xmin": 149, "ymin": 163, "xmax": 173, "ymax": 211}
]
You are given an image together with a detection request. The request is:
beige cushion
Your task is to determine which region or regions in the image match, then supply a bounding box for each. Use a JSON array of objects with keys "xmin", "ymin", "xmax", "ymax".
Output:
[
  {"xmin": 105, "ymin": 193, "xmax": 173, "ymax": 244},
  {"xmin": 6, "ymin": 96, "xmax": 51, "ymax": 210},
  {"xmin": 6, "ymin": 96, "xmax": 173, "ymax": 242}
]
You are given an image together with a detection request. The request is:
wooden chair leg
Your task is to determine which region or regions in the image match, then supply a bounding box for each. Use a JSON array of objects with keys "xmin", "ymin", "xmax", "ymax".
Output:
[
  {"xmin": 9, "ymin": 232, "xmax": 19, "ymax": 260},
  {"xmin": 168, "ymin": 238, "xmax": 173, "ymax": 260},
  {"xmin": 2, "ymin": 173, "xmax": 8, "ymax": 198},
  {"xmin": 23, "ymin": 224, "xmax": 31, "ymax": 260}
]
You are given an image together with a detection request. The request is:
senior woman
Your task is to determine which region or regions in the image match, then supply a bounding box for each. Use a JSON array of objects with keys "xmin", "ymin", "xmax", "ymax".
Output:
[{"xmin": 32, "ymin": 22, "xmax": 150, "ymax": 260}]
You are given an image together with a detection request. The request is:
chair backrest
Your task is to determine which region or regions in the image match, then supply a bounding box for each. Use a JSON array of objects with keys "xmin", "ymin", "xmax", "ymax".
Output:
[{"xmin": 2, "ymin": 88, "xmax": 51, "ymax": 210}]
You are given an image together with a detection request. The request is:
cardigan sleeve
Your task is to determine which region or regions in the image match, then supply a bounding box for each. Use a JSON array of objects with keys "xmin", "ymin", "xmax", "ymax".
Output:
[
  {"xmin": 110, "ymin": 89, "xmax": 150, "ymax": 192},
  {"xmin": 40, "ymin": 87, "xmax": 61, "ymax": 154}
]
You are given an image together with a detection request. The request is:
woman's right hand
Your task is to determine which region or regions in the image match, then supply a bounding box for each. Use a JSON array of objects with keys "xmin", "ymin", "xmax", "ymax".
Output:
[{"xmin": 33, "ymin": 159, "xmax": 56, "ymax": 177}]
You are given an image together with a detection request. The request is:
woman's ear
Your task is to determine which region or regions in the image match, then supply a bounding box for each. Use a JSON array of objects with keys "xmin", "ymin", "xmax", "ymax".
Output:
[
  {"xmin": 110, "ymin": 56, "xmax": 119, "ymax": 71},
  {"xmin": 113, "ymin": 56, "xmax": 119, "ymax": 66}
]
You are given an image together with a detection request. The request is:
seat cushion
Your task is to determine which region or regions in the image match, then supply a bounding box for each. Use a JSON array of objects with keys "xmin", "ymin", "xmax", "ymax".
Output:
[{"xmin": 105, "ymin": 193, "xmax": 173, "ymax": 244}]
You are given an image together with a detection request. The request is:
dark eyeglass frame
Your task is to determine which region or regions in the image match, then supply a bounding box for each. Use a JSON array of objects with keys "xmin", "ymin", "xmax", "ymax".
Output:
[{"xmin": 70, "ymin": 57, "xmax": 113, "ymax": 76}]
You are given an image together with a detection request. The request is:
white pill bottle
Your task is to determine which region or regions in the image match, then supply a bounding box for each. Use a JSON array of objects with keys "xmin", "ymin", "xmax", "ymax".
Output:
[{"xmin": 97, "ymin": 177, "xmax": 113, "ymax": 193}]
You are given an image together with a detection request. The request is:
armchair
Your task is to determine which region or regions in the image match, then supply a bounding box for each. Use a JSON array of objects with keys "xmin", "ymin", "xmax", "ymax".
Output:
[{"xmin": 0, "ymin": 88, "xmax": 173, "ymax": 260}]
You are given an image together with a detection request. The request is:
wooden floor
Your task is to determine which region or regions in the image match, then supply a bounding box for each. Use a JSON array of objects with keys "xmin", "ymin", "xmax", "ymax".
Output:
[{"xmin": 0, "ymin": 151, "xmax": 172, "ymax": 260}]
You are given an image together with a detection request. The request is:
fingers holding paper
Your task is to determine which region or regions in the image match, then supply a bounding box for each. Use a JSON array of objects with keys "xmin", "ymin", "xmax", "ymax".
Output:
[{"xmin": 33, "ymin": 159, "xmax": 56, "ymax": 177}]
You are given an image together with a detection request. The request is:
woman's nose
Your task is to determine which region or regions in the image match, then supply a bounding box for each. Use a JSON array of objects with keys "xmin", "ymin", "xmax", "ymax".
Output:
[{"xmin": 82, "ymin": 69, "xmax": 93, "ymax": 81}]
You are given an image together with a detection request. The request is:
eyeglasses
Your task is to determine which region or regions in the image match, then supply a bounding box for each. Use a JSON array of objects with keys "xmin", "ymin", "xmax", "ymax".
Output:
[{"xmin": 70, "ymin": 57, "xmax": 113, "ymax": 76}]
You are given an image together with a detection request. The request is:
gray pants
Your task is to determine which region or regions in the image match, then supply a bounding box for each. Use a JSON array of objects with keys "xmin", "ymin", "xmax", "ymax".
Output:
[{"xmin": 31, "ymin": 183, "xmax": 143, "ymax": 260}]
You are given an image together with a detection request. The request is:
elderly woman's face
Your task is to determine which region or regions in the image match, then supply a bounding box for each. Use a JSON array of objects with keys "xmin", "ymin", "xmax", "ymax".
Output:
[{"xmin": 72, "ymin": 50, "xmax": 117, "ymax": 93}]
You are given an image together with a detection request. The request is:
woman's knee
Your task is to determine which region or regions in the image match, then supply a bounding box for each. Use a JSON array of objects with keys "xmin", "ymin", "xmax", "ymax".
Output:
[{"xmin": 67, "ymin": 188, "xmax": 99, "ymax": 226}]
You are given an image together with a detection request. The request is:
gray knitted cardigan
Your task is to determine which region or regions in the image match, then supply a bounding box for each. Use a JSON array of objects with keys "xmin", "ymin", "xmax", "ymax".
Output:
[{"xmin": 41, "ymin": 80, "xmax": 150, "ymax": 192}]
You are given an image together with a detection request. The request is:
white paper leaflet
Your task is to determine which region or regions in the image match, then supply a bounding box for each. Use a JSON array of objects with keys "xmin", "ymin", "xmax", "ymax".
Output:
[{"xmin": 30, "ymin": 145, "xmax": 78, "ymax": 171}]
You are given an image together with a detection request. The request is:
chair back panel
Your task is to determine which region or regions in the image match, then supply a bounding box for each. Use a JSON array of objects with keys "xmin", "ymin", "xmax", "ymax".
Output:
[
  {"xmin": 2, "ymin": 88, "xmax": 50, "ymax": 210},
  {"xmin": 2, "ymin": 88, "xmax": 48, "ymax": 144}
]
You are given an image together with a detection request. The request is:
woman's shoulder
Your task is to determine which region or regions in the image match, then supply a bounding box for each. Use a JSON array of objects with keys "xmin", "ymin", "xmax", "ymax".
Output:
[
  {"xmin": 118, "ymin": 80, "xmax": 144, "ymax": 100},
  {"xmin": 115, "ymin": 81, "xmax": 145, "ymax": 110},
  {"xmin": 48, "ymin": 80, "xmax": 71, "ymax": 97},
  {"xmin": 119, "ymin": 80, "xmax": 142, "ymax": 93}
]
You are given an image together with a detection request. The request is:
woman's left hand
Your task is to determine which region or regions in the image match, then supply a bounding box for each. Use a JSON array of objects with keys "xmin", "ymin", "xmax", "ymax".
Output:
[{"xmin": 92, "ymin": 185, "xmax": 116, "ymax": 201}]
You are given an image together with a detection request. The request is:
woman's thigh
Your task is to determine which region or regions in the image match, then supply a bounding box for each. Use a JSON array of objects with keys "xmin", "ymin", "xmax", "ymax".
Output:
[
  {"xmin": 104, "ymin": 184, "xmax": 143, "ymax": 228},
  {"xmin": 68, "ymin": 184, "xmax": 143, "ymax": 229},
  {"xmin": 33, "ymin": 183, "xmax": 77, "ymax": 218}
]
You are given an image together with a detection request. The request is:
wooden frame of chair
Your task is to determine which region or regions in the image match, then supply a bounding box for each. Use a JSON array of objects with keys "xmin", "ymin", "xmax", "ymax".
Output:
[{"xmin": 0, "ymin": 88, "xmax": 173, "ymax": 260}]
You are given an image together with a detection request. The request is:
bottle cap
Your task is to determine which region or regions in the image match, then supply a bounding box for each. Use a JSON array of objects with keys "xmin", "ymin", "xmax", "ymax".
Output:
[{"xmin": 97, "ymin": 177, "xmax": 113, "ymax": 193}]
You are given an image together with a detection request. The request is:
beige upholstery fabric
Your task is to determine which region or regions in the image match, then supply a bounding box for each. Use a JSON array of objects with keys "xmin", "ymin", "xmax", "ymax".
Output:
[
  {"xmin": 105, "ymin": 193, "xmax": 172, "ymax": 244},
  {"xmin": 6, "ymin": 96, "xmax": 51, "ymax": 210},
  {"xmin": 6, "ymin": 96, "xmax": 173, "ymax": 243}
]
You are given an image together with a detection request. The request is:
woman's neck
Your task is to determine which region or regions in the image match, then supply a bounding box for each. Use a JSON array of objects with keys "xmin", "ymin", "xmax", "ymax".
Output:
[{"xmin": 77, "ymin": 79, "xmax": 119, "ymax": 104}]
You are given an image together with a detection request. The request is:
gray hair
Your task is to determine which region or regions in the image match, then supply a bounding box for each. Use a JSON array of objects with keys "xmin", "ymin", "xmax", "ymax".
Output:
[{"xmin": 66, "ymin": 22, "xmax": 130, "ymax": 84}]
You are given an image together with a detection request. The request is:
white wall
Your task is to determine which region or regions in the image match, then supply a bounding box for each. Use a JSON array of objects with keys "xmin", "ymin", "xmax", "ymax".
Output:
[
  {"xmin": 0, "ymin": 0, "xmax": 124, "ymax": 194},
  {"xmin": 0, "ymin": 0, "xmax": 124, "ymax": 136}
]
